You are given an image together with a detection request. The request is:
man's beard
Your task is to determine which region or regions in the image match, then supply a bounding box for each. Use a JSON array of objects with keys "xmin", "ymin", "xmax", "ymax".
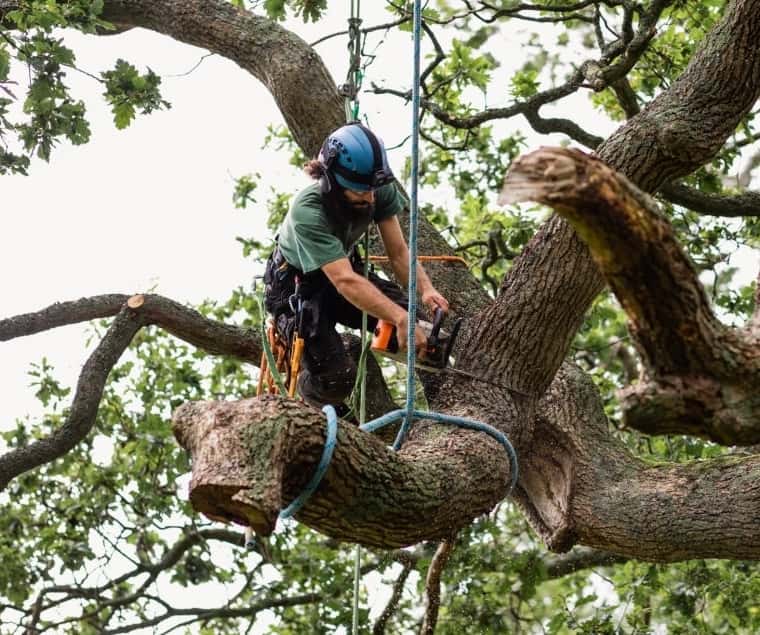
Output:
[{"xmin": 324, "ymin": 188, "xmax": 375, "ymax": 226}]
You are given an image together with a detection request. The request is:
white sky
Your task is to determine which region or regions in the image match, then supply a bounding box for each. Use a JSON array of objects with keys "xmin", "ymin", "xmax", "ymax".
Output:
[{"xmin": 1, "ymin": 4, "xmax": 758, "ymax": 633}]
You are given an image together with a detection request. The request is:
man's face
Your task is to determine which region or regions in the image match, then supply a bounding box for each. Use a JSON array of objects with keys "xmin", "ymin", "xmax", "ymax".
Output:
[{"xmin": 343, "ymin": 188, "xmax": 376, "ymax": 213}]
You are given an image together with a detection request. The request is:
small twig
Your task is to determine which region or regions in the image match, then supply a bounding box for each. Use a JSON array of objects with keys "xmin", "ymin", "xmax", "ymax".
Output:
[
  {"xmin": 163, "ymin": 52, "xmax": 215, "ymax": 78},
  {"xmin": 309, "ymin": 16, "xmax": 410, "ymax": 48},
  {"xmin": 419, "ymin": 538, "xmax": 456, "ymax": 635},
  {"xmin": 372, "ymin": 561, "xmax": 413, "ymax": 634}
]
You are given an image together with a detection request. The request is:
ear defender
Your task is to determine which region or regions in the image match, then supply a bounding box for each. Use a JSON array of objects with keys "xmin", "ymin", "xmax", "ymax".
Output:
[{"xmin": 318, "ymin": 143, "xmax": 339, "ymax": 194}]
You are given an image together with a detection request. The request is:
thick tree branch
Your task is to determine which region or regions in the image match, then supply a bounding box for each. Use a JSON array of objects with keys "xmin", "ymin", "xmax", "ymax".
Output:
[
  {"xmin": 501, "ymin": 147, "xmax": 732, "ymax": 376},
  {"xmin": 517, "ymin": 362, "xmax": 760, "ymax": 560},
  {"xmin": 501, "ymin": 147, "xmax": 760, "ymax": 443},
  {"xmin": 660, "ymin": 182, "xmax": 760, "ymax": 217},
  {"xmin": 172, "ymin": 396, "xmax": 515, "ymax": 548}
]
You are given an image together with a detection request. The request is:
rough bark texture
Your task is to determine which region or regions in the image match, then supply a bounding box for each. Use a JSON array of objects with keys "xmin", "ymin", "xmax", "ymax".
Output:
[
  {"xmin": 2, "ymin": 0, "xmax": 760, "ymax": 565},
  {"xmin": 530, "ymin": 363, "xmax": 760, "ymax": 561},
  {"xmin": 502, "ymin": 147, "xmax": 760, "ymax": 444},
  {"xmin": 173, "ymin": 396, "xmax": 512, "ymax": 548}
]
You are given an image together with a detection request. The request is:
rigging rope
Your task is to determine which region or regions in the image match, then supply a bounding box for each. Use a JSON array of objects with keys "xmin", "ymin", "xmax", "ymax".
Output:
[{"xmin": 341, "ymin": 0, "xmax": 363, "ymax": 122}]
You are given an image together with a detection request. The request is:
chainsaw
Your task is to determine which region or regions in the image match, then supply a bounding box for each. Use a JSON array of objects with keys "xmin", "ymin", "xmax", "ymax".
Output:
[
  {"xmin": 371, "ymin": 307, "xmax": 460, "ymax": 372},
  {"xmin": 371, "ymin": 309, "xmax": 529, "ymax": 395}
]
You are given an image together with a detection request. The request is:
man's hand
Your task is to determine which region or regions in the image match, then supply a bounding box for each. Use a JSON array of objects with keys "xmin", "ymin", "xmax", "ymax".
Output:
[
  {"xmin": 421, "ymin": 287, "xmax": 449, "ymax": 314},
  {"xmin": 397, "ymin": 313, "xmax": 428, "ymax": 357}
]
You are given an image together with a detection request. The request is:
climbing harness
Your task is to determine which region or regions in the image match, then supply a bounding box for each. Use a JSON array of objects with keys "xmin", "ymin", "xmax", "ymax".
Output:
[
  {"xmin": 255, "ymin": 283, "xmax": 304, "ymax": 399},
  {"xmin": 254, "ymin": 290, "xmax": 288, "ymax": 397}
]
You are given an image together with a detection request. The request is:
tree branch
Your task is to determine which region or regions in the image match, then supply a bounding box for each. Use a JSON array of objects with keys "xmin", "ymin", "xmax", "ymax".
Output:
[
  {"xmin": 172, "ymin": 396, "xmax": 514, "ymax": 547},
  {"xmin": 419, "ymin": 538, "xmax": 455, "ymax": 635},
  {"xmin": 372, "ymin": 559, "xmax": 413, "ymax": 635},
  {"xmin": 1, "ymin": 294, "xmax": 263, "ymax": 363},
  {"xmin": 501, "ymin": 147, "xmax": 731, "ymax": 376},
  {"xmin": 543, "ymin": 546, "xmax": 628, "ymax": 577},
  {"xmin": 0, "ymin": 294, "xmax": 129, "ymax": 341},
  {"xmin": 100, "ymin": 593, "xmax": 322, "ymax": 635},
  {"xmin": 501, "ymin": 147, "xmax": 760, "ymax": 444},
  {"xmin": 660, "ymin": 182, "xmax": 760, "ymax": 217},
  {"xmin": 516, "ymin": 362, "xmax": 760, "ymax": 560},
  {"xmin": 0, "ymin": 305, "xmax": 144, "ymax": 491}
]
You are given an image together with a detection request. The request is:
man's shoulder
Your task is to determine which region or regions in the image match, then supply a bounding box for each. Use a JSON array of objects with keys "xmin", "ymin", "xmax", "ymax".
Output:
[
  {"xmin": 291, "ymin": 183, "xmax": 326, "ymax": 224},
  {"xmin": 374, "ymin": 181, "xmax": 406, "ymax": 222}
]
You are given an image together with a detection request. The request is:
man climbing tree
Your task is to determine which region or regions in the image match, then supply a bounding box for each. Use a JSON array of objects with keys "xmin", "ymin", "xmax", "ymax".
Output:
[{"xmin": 264, "ymin": 122, "xmax": 448, "ymax": 412}]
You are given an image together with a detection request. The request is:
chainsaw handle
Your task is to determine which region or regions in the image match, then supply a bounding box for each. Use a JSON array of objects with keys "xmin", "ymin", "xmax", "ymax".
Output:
[{"xmin": 429, "ymin": 307, "xmax": 445, "ymax": 345}]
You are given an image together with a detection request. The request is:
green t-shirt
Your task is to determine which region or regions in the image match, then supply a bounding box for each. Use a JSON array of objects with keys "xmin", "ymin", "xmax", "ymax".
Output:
[{"xmin": 277, "ymin": 182, "xmax": 406, "ymax": 273}]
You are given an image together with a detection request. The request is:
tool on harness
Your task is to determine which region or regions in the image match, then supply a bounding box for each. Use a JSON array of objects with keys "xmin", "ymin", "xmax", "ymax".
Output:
[
  {"xmin": 371, "ymin": 308, "xmax": 530, "ymax": 396},
  {"xmin": 287, "ymin": 277, "xmax": 306, "ymax": 398},
  {"xmin": 257, "ymin": 260, "xmax": 306, "ymax": 398}
]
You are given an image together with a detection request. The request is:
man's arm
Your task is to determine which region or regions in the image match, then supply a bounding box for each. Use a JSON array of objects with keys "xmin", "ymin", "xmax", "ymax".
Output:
[
  {"xmin": 376, "ymin": 215, "xmax": 449, "ymax": 313},
  {"xmin": 321, "ymin": 257, "xmax": 427, "ymax": 352}
]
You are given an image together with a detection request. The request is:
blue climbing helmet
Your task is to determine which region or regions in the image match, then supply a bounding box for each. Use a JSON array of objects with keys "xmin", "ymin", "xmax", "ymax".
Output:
[{"xmin": 318, "ymin": 123, "xmax": 395, "ymax": 193}]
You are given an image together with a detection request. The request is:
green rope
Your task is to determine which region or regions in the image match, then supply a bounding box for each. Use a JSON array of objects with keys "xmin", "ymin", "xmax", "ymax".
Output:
[
  {"xmin": 254, "ymin": 289, "xmax": 288, "ymax": 396},
  {"xmin": 350, "ymin": 230, "xmax": 370, "ymax": 635},
  {"xmin": 343, "ymin": 0, "xmax": 363, "ymax": 123}
]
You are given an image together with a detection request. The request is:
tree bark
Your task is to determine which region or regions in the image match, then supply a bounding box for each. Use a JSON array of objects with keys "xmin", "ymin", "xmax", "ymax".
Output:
[
  {"xmin": 172, "ymin": 396, "xmax": 512, "ymax": 548},
  {"xmin": 502, "ymin": 147, "xmax": 760, "ymax": 444}
]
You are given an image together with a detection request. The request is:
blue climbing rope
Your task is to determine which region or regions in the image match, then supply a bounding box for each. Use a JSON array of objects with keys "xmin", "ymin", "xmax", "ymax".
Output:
[
  {"xmin": 279, "ymin": 405, "xmax": 338, "ymax": 519},
  {"xmin": 396, "ymin": 0, "xmax": 425, "ymax": 452},
  {"xmin": 361, "ymin": 409, "xmax": 518, "ymax": 494}
]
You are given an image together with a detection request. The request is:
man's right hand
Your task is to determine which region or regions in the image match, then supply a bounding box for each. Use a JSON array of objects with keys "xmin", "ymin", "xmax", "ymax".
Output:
[{"xmin": 396, "ymin": 313, "xmax": 427, "ymax": 357}]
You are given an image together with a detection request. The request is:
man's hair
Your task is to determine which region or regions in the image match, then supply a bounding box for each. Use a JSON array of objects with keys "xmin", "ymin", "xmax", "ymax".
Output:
[{"xmin": 304, "ymin": 159, "xmax": 323, "ymax": 181}]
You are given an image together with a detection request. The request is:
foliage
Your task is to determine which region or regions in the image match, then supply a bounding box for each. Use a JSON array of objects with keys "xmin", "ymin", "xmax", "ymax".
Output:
[
  {"xmin": 0, "ymin": 0, "xmax": 169, "ymax": 172},
  {"xmin": 3, "ymin": 0, "xmax": 760, "ymax": 633}
]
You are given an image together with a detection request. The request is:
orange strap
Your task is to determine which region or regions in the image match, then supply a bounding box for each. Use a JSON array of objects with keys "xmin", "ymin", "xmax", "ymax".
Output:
[{"xmin": 368, "ymin": 255, "xmax": 467, "ymax": 265}]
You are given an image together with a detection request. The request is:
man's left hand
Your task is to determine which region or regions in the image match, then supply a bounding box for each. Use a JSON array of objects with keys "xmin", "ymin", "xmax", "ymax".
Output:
[{"xmin": 421, "ymin": 287, "xmax": 449, "ymax": 314}]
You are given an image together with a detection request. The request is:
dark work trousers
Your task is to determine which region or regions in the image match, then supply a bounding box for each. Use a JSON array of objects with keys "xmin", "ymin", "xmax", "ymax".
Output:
[{"xmin": 263, "ymin": 247, "xmax": 409, "ymax": 409}]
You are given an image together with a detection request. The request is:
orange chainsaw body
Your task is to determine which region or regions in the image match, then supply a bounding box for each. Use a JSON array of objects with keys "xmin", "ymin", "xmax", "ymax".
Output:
[{"xmin": 371, "ymin": 309, "xmax": 461, "ymax": 371}]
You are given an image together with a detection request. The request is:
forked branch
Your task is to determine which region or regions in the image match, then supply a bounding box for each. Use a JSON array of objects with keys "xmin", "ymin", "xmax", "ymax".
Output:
[{"xmin": 501, "ymin": 147, "xmax": 760, "ymax": 444}]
